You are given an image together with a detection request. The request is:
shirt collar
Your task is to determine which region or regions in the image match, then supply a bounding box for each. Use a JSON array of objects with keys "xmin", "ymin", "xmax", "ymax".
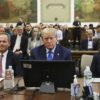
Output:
[
  {"xmin": 46, "ymin": 46, "xmax": 56, "ymax": 54},
  {"xmin": 27, "ymin": 30, "xmax": 31, "ymax": 33},
  {"xmin": 88, "ymin": 38, "xmax": 93, "ymax": 41},
  {"xmin": 0, "ymin": 50, "xmax": 8, "ymax": 57}
]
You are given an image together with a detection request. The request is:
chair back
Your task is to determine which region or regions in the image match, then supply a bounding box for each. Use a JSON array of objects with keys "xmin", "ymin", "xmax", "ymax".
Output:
[{"xmin": 80, "ymin": 54, "xmax": 93, "ymax": 75}]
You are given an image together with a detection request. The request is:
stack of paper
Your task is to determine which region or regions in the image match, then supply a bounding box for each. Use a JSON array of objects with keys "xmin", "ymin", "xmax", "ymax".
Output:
[{"xmin": 92, "ymin": 78, "xmax": 100, "ymax": 83}]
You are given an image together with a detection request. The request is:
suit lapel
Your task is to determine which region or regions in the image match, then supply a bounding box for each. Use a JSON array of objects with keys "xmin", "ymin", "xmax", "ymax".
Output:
[
  {"xmin": 20, "ymin": 35, "xmax": 23, "ymax": 48},
  {"xmin": 39, "ymin": 46, "xmax": 47, "ymax": 60},
  {"xmin": 13, "ymin": 36, "xmax": 17, "ymax": 47},
  {"xmin": 53, "ymin": 44, "xmax": 62, "ymax": 60},
  {"xmin": 86, "ymin": 40, "xmax": 88, "ymax": 50},
  {"xmin": 6, "ymin": 51, "xmax": 15, "ymax": 69},
  {"xmin": 38, "ymin": 45, "xmax": 63, "ymax": 60},
  {"xmin": 6, "ymin": 52, "xmax": 10, "ymax": 69}
]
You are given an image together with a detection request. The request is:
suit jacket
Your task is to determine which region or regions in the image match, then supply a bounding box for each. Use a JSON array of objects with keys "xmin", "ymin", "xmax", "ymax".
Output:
[
  {"xmin": 10, "ymin": 35, "xmax": 28, "ymax": 54},
  {"xmin": 5, "ymin": 50, "xmax": 17, "ymax": 76},
  {"xmin": 23, "ymin": 30, "xmax": 32, "ymax": 38},
  {"xmin": 73, "ymin": 20, "xmax": 81, "ymax": 27},
  {"xmin": 80, "ymin": 39, "xmax": 98, "ymax": 50},
  {"xmin": 30, "ymin": 44, "xmax": 72, "ymax": 60},
  {"xmin": 91, "ymin": 53, "xmax": 100, "ymax": 77}
]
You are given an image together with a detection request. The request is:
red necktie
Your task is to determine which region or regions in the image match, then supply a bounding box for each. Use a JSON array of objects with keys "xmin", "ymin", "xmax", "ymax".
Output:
[{"xmin": 0, "ymin": 55, "xmax": 3, "ymax": 77}]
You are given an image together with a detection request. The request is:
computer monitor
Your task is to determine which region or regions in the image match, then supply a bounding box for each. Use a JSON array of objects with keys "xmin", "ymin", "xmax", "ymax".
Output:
[{"xmin": 20, "ymin": 60, "xmax": 75, "ymax": 88}]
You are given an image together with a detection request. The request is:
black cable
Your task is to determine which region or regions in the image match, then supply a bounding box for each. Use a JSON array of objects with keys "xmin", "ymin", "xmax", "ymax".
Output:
[
  {"xmin": 0, "ymin": 86, "xmax": 3, "ymax": 91},
  {"xmin": 0, "ymin": 93, "xmax": 8, "ymax": 99},
  {"xmin": 3, "ymin": 77, "xmax": 25, "ymax": 95},
  {"xmin": 1, "ymin": 78, "xmax": 39, "ymax": 99},
  {"xmin": 2, "ymin": 77, "xmax": 40, "ymax": 100},
  {"xmin": 3, "ymin": 88, "xmax": 37, "ymax": 100},
  {"xmin": 6, "ymin": 91, "xmax": 34, "ymax": 96},
  {"xmin": 4, "ymin": 87, "xmax": 40, "ymax": 100},
  {"xmin": 11, "ymin": 77, "xmax": 25, "ymax": 92}
]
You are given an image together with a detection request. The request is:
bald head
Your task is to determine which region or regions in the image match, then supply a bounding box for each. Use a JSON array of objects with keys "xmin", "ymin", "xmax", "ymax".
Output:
[
  {"xmin": 16, "ymin": 25, "xmax": 24, "ymax": 35},
  {"xmin": 0, "ymin": 34, "xmax": 10, "ymax": 53},
  {"xmin": 86, "ymin": 29, "xmax": 93, "ymax": 39},
  {"xmin": 0, "ymin": 27, "xmax": 5, "ymax": 34},
  {"xmin": 86, "ymin": 29, "xmax": 93, "ymax": 35}
]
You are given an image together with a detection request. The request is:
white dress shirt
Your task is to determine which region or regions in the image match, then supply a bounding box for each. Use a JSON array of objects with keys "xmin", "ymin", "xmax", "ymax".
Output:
[
  {"xmin": 93, "ymin": 32, "xmax": 100, "ymax": 39},
  {"xmin": 13, "ymin": 35, "xmax": 22, "ymax": 52},
  {"xmin": 56, "ymin": 30, "xmax": 63, "ymax": 41},
  {"xmin": 0, "ymin": 50, "xmax": 8, "ymax": 77},
  {"xmin": 88, "ymin": 38, "xmax": 93, "ymax": 49}
]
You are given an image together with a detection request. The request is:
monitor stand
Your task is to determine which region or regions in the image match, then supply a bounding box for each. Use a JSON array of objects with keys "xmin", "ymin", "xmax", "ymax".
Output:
[{"xmin": 40, "ymin": 81, "xmax": 55, "ymax": 93}]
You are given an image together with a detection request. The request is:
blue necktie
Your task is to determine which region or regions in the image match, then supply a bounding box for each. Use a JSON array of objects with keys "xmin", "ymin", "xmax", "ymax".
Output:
[{"xmin": 47, "ymin": 50, "xmax": 53, "ymax": 61}]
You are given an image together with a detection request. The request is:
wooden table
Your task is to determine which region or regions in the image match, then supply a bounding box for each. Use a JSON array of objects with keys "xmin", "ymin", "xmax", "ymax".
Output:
[
  {"xmin": 0, "ymin": 77, "xmax": 100, "ymax": 100},
  {"xmin": 0, "ymin": 90, "xmax": 71, "ymax": 100},
  {"xmin": 0, "ymin": 77, "xmax": 71, "ymax": 100},
  {"xmin": 0, "ymin": 88, "xmax": 71, "ymax": 100},
  {"xmin": 78, "ymin": 78, "xmax": 100, "ymax": 94}
]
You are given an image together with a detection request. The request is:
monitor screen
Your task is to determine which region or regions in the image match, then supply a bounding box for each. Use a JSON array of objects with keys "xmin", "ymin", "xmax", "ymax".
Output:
[{"xmin": 20, "ymin": 60, "xmax": 75, "ymax": 88}]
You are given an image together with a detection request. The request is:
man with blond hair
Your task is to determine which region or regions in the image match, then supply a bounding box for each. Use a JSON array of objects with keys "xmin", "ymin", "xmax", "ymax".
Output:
[{"xmin": 30, "ymin": 27, "xmax": 72, "ymax": 60}]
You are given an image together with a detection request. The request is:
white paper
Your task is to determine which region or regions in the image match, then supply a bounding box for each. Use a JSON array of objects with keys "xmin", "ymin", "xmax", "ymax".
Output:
[
  {"xmin": 93, "ymin": 92, "xmax": 100, "ymax": 100},
  {"xmin": 0, "ymin": 78, "xmax": 4, "ymax": 82},
  {"xmin": 92, "ymin": 78, "xmax": 100, "ymax": 83}
]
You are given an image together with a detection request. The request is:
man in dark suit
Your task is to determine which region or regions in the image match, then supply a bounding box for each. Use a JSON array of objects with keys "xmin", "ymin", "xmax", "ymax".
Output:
[
  {"xmin": 30, "ymin": 27, "xmax": 72, "ymax": 60},
  {"xmin": 72, "ymin": 16, "xmax": 81, "ymax": 49},
  {"xmin": 90, "ymin": 39, "xmax": 100, "ymax": 77},
  {"xmin": 0, "ymin": 33, "xmax": 17, "ymax": 77},
  {"xmin": 91, "ymin": 53, "xmax": 100, "ymax": 77},
  {"xmin": 10, "ymin": 26, "xmax": 28, "ymax": 59},
  {"xmin": 10, "ymin": 26, "xmax": 28, "ymax": 76},
  {"xmin": 80, "ymin": 29, "xmax": 98, "ymax": 50},
  {"xmin": 23, "ymin": 23, "xmax": 32, "ymax": 38}
]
